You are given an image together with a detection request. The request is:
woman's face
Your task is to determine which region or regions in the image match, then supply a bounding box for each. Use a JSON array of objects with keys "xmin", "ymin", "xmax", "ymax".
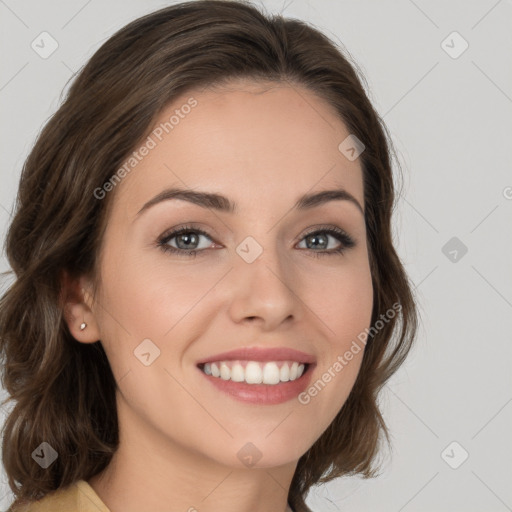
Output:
[{"xmin": 85, "ymin": 79, "xmax": 373, "ymax": 469}]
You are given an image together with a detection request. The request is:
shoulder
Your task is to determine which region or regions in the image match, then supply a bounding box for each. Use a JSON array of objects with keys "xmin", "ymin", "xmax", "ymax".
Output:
[{"xmin": 7, "ymin": 480, "xmax": 110, "ymax": 512}]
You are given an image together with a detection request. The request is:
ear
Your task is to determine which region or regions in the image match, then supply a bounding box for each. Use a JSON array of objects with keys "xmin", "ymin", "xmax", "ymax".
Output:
[{"xmin": 60, "ymin": 269, "xmax": 101, "ymax": 344}]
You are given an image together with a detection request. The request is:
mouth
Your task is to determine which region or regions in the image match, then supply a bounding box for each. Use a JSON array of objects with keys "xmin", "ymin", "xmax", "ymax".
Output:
[
  {"xmin": 195, "ymin": 346, "xmax": 316, "ymax": 404},
  {"xmin": 197, "ymin": 360, "xmax": 313, "ymax": 385}
]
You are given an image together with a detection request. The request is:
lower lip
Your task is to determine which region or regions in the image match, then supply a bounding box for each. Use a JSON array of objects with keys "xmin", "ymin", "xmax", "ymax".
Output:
[{"xmin": 197, "ymin": 364, "xmax": 315, "ymax": 405}]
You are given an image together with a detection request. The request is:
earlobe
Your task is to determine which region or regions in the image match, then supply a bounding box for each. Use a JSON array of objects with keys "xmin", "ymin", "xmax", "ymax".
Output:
[
  {"xmin": 60, "ymin": 270, "xmax": 101, "ymax": 344},
  {"xmin": 63, "ymin": 299, "xmax": 100, "ymax": 343}
]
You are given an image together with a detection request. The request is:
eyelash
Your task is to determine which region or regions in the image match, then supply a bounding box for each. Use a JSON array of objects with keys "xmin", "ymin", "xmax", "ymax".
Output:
[{"xmin": 156, "ymin": 224, "xmax": 356, "ymax": 258}]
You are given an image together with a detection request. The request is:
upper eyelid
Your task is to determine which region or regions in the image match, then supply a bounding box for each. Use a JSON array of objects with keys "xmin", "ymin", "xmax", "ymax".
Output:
[
  {"xmin": 159, "ymin": 223, "xmax": 218, "ymax": 240},
  {"xmin": 160, "ymin": 224, "xmax": 355, "ymax": 246},
  {"xmin": 298, "ymin": 225, "xmax": 353, "ymax": 239}
]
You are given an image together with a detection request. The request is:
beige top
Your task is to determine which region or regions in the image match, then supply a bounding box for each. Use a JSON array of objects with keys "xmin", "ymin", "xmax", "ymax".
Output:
[
  {"xmin": 8, "ymin": 480, "xmax": 110, "ymax": 511},
  {"xmin": 9, "ymin": 479, "xmax": 295, "ymax": 511}
]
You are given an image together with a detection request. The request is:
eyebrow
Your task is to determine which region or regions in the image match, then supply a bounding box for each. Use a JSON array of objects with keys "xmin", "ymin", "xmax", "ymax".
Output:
[{"xmin": 135, "ymin": 186, "xmax": 364, "ymax": 219}]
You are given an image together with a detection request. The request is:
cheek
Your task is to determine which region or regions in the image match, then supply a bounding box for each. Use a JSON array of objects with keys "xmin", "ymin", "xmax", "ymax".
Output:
[
  {"xmin": 305, "ymin": 257, "xmax": 373, "ymax": 346},
  {"xmin": 97, "ymin": 242, "xmax": 202, "ymax": 334},
  {"xmin": 301, "ymin": 257, "xmax": 373, "ymax": 405},
  {"xmin": 94, "ymin": 249, "xmax": 226, "ymax": 371}
]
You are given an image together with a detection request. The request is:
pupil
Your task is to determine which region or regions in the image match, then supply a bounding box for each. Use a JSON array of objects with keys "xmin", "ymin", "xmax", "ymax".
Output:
[
  {"xmin": 307, "ymin": 233, "xmax": 327, "ymax": 249},
  {"xmin": 178, "ymin": 232, "xmax": 197, "ymax": 249}
]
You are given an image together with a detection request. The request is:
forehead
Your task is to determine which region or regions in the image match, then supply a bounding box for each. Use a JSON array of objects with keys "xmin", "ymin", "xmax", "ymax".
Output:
[{"xmin": 112, "ymin": 80, "xmax": 364, "ymax": 218}]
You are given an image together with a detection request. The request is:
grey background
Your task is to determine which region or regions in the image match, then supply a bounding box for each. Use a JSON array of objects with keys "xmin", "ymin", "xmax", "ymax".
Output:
[{"xmin": 1, "ymin": 0, "xmax": 511, "ymax": 511}]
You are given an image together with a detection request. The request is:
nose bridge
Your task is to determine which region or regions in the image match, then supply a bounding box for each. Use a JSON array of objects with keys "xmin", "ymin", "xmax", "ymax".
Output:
[{"xmin": 227, "ymin": 233, "xmax": 299, "ymax": 327}]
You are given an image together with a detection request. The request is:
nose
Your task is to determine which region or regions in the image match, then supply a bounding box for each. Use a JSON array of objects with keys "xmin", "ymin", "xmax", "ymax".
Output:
[{"xmin": 227, "ymin": 242, "xmax": 301, "ymax": 331}]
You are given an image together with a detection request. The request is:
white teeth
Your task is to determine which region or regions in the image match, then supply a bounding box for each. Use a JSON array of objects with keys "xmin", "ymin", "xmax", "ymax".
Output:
[
  {"xmin": 289, "ymin": 361, "xmax": 298, "ymax": 380},
  {"xmin": 230, "ymin": 363, "xmax": 245, "ymax": 382},
  {"xmin": 245, "ymin": 361, "xmax": 263, "ymax": 384},
  {"xmin": 280, "ymin": 363, "xmax": 290, "ymax": 382},
  {"xmin": 262, "ymin": 362, "xmax": 280, "ymax": 385},
  {"xmin": 220, "ymin": 362, "xmax": 231, "ymax": 380},
  {"xmin": 200, "ymin": 360, "xmax": 308, "ymax": 385}
]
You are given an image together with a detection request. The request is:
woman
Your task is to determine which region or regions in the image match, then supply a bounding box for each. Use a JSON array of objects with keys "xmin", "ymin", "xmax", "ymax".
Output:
[{"xmin": 0, "ymin": 1, "xmax": 418, "ymax": 511}]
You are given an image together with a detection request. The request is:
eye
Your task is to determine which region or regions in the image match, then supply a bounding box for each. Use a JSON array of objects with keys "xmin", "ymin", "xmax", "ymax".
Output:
[
  {"xmin": 156, "ymin": 224, "xmax": 356, "ymax": 258},
  {"xmin": 296, "ymin": 226, "xmax": 356, "ymax": 256},
  {"xmin": 157, "ymin": 225, "xmax": 217, "ymax": 257}
]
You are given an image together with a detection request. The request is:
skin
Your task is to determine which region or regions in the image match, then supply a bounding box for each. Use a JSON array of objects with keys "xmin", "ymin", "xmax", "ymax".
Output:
[{"xmin": 63, "ymin": 78, "xmax": 374, "ymax": 512}]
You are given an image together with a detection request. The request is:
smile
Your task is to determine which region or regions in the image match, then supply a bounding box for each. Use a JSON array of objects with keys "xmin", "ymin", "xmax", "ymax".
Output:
[
  {"xmin": 197, "ymin": 359, "xmax": 315, "ymax": 405},
  {"xmin": 199, "ymin": 360, "xmax": 308, "ymax": 385}
]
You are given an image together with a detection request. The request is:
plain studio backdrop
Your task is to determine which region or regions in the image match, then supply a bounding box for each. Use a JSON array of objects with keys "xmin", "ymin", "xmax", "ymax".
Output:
[{"xmin": 0, "ymin": 1, "xmax": 511, "ymax": 511}]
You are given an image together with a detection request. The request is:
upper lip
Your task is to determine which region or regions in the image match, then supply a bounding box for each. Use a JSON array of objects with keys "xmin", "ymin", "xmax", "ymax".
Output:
[{"xmin": 196, "ymin": 346, "xmax": 316, "ymax": 365}]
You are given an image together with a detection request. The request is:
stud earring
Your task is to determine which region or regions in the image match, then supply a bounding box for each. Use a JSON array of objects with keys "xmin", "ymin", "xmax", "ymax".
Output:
[{"xmin": 80, "ymin": 321, "xmax": 87, "ymax": 331}]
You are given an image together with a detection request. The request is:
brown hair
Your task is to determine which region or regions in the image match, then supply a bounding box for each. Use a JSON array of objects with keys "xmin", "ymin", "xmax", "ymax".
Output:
[{"xmin": 0, "ymin": 1, "xmax": 418, "ymax": 510}]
